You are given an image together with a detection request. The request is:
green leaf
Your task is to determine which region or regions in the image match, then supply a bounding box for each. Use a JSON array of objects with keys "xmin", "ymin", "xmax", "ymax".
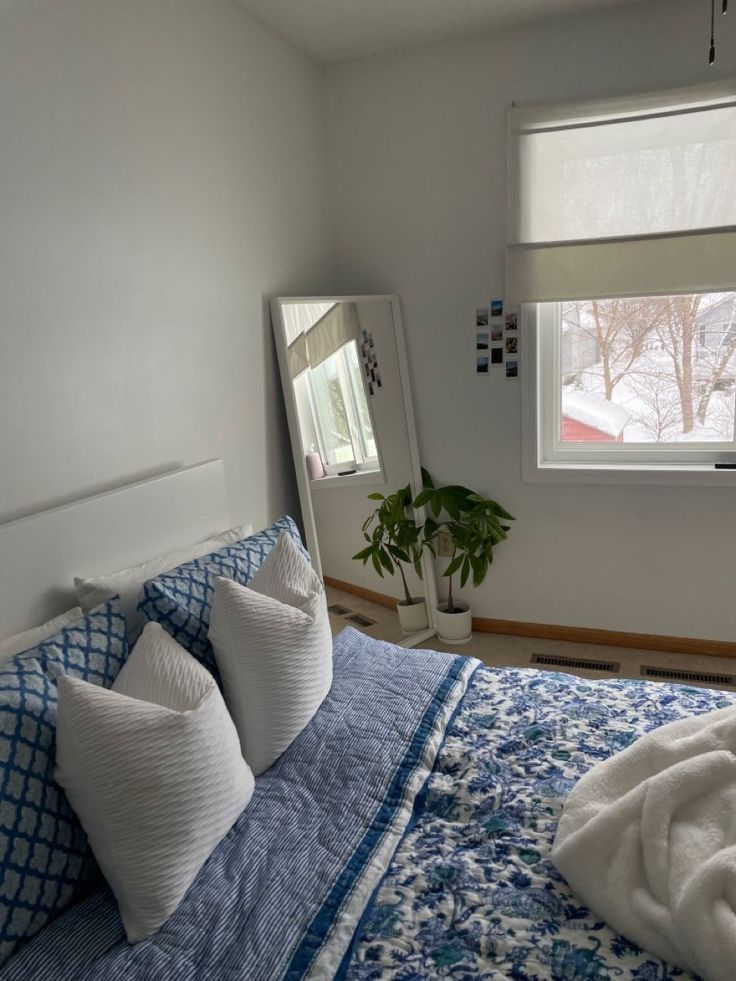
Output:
[
  {"xmin": 470, "ymin": 554, "xmax": 488, "ymax": 587},
  {"xmin": 352, "ymin": 546, "xmax": 374, "ymax": 561},
  {"xmin": 443, "ymin": 554, "xmax": 464, "ymax": 578},
  {"xmin": 367, "ymin": 492, "xmax": 385, "ymax": 501},
  {"xmin": 390, "ymin": 547, "xmax": 411, "ymax": 564},
  {"xmin": 371, "ymin": 552, "xmax": 384, "ymax": 578},
  {"xmin": 378, "ymin": 548, "xmax": 394, "ymax": 575},
  {"xmin": 488, "ymin": 500, "xmax": 515, "ymax": 521},
  {"xmin": 413, "ymin": 488, "xmax": 432, "ymax": 508},
  {"xmin": 460, "ymin": 556, "xmax": 471, "ymax": 588}
]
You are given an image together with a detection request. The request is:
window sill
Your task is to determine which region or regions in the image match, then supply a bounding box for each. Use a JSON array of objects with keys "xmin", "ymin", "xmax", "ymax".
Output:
[
  {"xmin": 523, "ymin": 461, "xmax": 736, "ymax": 486},
  {"xmin": 310, "ymin": 469, "xmax": 385, "ymax": 491}
]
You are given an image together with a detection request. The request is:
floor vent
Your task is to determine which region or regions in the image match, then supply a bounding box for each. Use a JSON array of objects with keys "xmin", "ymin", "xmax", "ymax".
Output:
[
  {"xmin": 641, "ymin": 665, "xmax": 734, "ymax": 686},
  {"xmin": 347, "ymin": 613, "xmax": 376, "ymax": 628},
  {"xmin": 531, "ymin": 654, "xmax": 620, "ymax": 673},
  {"xmin": 327, "ymin": 604, "xmax": 352, "ymax": 616}
]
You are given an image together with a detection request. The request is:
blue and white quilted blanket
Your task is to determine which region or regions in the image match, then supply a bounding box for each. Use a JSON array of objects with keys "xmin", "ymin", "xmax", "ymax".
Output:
[
  {"xmin": 0, "ymin": 628, "xmax": 476, "ymax": 981},
  {"xmin": 4, "ymin": 628, "xmax": 735, "ymax": 980},
  {"xmin": 344, "ymin": 664, "xmax": 736, "ymax": 981}
]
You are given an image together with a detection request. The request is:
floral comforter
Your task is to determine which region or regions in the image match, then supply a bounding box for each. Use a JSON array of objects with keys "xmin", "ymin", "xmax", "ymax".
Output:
[{"xmin": 346, "ymin": 665, "xmax": 736, "ymax": 981}]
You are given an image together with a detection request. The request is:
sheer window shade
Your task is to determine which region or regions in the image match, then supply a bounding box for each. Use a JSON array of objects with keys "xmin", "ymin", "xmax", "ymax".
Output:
[
  {"xmin": 286, "ymin": 303, "xmax": 360, "ymax": 378},
  {"xmin": 506, "ymin": 84, "xmax": 736, "ymax": 303}
]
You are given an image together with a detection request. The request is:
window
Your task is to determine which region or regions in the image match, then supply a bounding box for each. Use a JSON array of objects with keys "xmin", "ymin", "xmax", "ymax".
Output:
[
  {"xmin": 537, "ymin": 292, "xmax": 736, "ymax": 467},
  {"xmin": 294, "ymin": 340, "xmax": 378, "ymax": 474},
  {"xmin": 507, "ymin": 83, "xmax": 736, "ymax": 480}
]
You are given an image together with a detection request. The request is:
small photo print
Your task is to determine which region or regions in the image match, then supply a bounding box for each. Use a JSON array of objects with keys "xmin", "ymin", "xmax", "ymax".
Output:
[
  {"xmin": 375, "ymin": 370, "xmax": 382, "ymax": 388},
  {"xmin": 491, "ymin": 347, "xmax": 503, "ymax": 364},
  {"xmin": 491, "ymin": 323, "xmax": 503, "ymax": 341},
  {"xmin": 476, "ymin": 332, "xmax": 489, "ymax": 351},
  {"xmin": 506, "ymin": 360, "xmax": 518, "ymax": 378},
  {"xmin": 505, "ymin": 313, "xmax": 518, "ymax": 330},
  {"xmin": 476, "ymin": 355, "xmax": 490, "ymax": 374},
  {"xmin": 491, "ymin": 298, "xmax": 503, "ymax": 318},
  {"xmin": 368, "ymin": 381, "xmax": 375, "ymax": 395},
  {"xmin": 505, "ymin": 336, "xmax": 518, "ymax": 355},
  {"xmin": 476, "ymin": 308, "xmax": 489, "ymax": 327}
]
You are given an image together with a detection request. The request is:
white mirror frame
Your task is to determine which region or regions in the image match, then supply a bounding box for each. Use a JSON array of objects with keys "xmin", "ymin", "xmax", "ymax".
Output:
[{"xmin": 270, "ymin": 294, "xmax": 438, "ymax": 647}]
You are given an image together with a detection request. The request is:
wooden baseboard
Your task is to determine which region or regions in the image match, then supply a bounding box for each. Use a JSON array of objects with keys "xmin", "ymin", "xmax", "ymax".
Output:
[
  {"xmin": 472, "ymin": 617, "xmax": 736, "ymax": 659},
  {"xmin": 324, "ymin": 576, "xmax": 398, "ymax": 610},
  {"xmin": 324, "ymin": 578, "xmax": 736, "ymax": 659}
]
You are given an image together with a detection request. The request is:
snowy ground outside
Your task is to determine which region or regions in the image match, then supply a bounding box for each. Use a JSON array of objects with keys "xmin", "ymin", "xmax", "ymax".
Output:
[{"xmin": 563, "ymin": 349, "xmax": 736, "ymax": 443}]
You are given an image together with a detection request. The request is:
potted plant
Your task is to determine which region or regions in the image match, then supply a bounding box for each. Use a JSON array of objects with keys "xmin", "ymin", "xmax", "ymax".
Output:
[
  {"xmin": 353, "ymin": 484, "xmax": 430, "ymax": 633},
  {"xmin": 414, "ymin": 470, "xmax": 514, "ymax": 644}
]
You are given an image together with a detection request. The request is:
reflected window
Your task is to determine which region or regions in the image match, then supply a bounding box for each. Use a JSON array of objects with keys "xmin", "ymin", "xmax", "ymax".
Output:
[{"xmin": 295, "ymin": 340, "xmax": 377, "ymax": 473}]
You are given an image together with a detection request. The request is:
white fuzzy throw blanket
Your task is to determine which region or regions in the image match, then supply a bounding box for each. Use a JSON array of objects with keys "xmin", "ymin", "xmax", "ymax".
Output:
[{"xmin": 552, "ymin": 704, "xmax": 736, "ymax": 981}]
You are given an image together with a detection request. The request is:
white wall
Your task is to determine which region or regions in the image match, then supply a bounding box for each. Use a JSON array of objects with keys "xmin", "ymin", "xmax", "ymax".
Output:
[
  {"xmin": 0, "ymin": 0, "xmax": 333, "ymax": 532},
  {"xmin": 325, "ymin": 0, "xmax": 736, "ymax": 642}
]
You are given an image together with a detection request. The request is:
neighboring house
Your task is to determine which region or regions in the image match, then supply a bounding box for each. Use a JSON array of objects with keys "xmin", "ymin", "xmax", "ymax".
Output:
[
  {"xmin": 562, "ymin": 391, "xmax": 630, "ymax": 443},
  {"xmin": 694, "ymin": 295, "xmax": 736, "ymax": 386}
]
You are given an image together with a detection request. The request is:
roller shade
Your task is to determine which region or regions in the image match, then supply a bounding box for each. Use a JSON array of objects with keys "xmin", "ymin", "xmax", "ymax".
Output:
[
  {"xmin": 287, "ymin": 333, "xmax": 309, "ymax": 378},
  {"xmin": 286, "ymin": 303, "xmax": 360, "ymax": 377},
  {"xmin": 506, "ymin": 83, "xmax": 736, "ymax": 303},
  {"xmin": 305, "ymin": 303, "xmax": 359, "ymax": 367}
]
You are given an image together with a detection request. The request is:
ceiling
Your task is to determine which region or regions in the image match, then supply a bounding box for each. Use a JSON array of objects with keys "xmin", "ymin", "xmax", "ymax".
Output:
[{"xmin": 234, "ymin": 0, "xmax": 643, "ymax": 63}]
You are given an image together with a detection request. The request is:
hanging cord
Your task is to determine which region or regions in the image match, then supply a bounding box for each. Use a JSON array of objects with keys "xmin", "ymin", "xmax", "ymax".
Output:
[{"xmin": 711, "ymin": 0, "xmax": 729, "ymax": 64}]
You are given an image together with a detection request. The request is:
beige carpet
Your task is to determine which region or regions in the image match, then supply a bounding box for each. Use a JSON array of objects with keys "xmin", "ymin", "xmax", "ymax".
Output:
[{"xmin": 326, "ymin": 585, "xmax": 736, "ymax": 692}]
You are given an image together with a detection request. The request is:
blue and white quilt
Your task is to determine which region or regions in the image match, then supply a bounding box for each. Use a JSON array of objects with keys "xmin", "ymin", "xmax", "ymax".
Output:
[
  {"xmin": 0, "ymin": 628, "xmax": 475, "ymax": 981},
  {"xmin": 344, "ymin": 665, "xmax": 733, "ymax": 981},
  {"xmin": 3, "ymin": 629, "xmax": 734, "ymax": 980}
]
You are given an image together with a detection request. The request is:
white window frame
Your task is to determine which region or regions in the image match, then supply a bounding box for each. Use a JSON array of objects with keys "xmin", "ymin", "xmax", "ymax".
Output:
[{"xmin": 522, "ymin": 303, "xmax": 736, "ymax": 486}]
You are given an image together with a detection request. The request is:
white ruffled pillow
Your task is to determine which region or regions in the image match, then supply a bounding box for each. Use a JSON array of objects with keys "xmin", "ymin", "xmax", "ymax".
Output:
[
  {"xmin": 0, "ymin": 607, "xmax": 83, "ymax": 661},
  {"xmin": 55, "ymin": 622, "xmax": 254, "ymax": 943},
  {"xmin": 208, "ymin": 532, "xmax": 332, "ymax": 776}
]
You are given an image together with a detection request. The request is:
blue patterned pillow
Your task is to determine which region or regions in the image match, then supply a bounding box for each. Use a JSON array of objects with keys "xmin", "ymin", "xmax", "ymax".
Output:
[
  {"xmin": 0, "ymin": 599, "xmax": 128, "ymax": 965},
  {"xmin": 138, "ymin": 516, "xmax": 308, "ymax": 673}
]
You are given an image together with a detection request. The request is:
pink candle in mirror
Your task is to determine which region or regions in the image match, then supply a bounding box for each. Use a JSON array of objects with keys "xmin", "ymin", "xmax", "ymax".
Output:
[{"xmin": 306, "ymin": 449, "xmax": 325, "ymax": 480}]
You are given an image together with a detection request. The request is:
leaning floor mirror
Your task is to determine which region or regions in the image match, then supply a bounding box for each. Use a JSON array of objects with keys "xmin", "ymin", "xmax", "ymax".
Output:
[{"xmin": 271, "ymin": 295, "xmax": 438, "ymax": 647}]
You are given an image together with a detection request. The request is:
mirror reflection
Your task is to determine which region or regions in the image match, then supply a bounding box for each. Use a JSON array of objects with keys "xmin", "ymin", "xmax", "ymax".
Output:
[{"xmin": 272, "ymin": 296, "xmax": 436, "ymax": 645}]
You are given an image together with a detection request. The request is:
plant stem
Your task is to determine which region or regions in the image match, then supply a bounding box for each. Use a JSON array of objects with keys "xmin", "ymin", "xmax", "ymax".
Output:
[
  {"xmin": 447, "ymin": 547, "xmax": 455, "ymax": 614},
  {"xmin": 397, "ymin": 561, "xmax": 412, "ymax": 606}
]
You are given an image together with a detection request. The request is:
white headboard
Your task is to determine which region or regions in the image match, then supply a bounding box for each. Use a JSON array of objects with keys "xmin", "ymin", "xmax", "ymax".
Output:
[{"xmin": 0, "ymin": 460, "xmax": 230, "ymax": 639}]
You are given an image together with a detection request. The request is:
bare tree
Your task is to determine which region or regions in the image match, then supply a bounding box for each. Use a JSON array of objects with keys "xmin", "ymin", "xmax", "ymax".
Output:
[
  {"xmin": 573, "ymin": 298, "xmax": 660, "ymax": 400},
  {"xmin": 627, "ymin": 369, "xmax": 682, "ymax": 441},
  {"xmin": 655, "ymin": 295, "xmax": 702, "ymax": 434}
]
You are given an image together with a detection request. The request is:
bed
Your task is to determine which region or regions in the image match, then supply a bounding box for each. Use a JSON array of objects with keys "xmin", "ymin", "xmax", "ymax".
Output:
[
  {"xmin": 1, "ymin": 623, "xmax": 726, "ymax": 979},
  {"xmin": 0, "ymin": 462, "xmax": 725, "ymax": 979}
]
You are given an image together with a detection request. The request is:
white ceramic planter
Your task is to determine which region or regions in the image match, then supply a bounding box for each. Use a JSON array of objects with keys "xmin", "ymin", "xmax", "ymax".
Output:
[
  {"xmin": 435, "ymin": 602, "xmax": 472, "ymax": 645},
  {"xmin": 397, "ymin": 598, "xmax": 428, "ymax": 633}
]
